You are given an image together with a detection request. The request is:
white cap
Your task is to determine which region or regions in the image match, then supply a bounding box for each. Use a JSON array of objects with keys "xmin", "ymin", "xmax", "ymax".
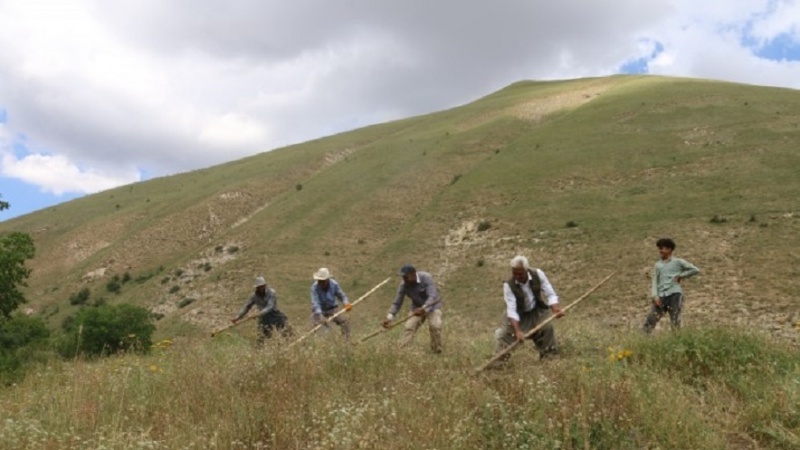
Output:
[
  {"xmin": 313, "ymin": 267, "xmax": 331, "ymax": 281},
  {"xmin": 254, "ymin": 276, "xmax": 266, "ymax": 287}
]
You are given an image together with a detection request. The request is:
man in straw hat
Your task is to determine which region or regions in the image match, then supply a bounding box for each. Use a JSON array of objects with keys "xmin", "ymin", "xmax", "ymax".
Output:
[
  {"xmin": 232, "ymin": 276, "xmax": 290, "ymax": 344},
  {"xmin": 310, "ymin": 267, "xmax": 352, "ymax": 339}
]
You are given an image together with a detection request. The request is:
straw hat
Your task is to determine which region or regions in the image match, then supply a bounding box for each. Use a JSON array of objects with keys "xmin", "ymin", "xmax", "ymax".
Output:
[{"xmin": 313, "ymin": 268, "xmax": 331, "ymax": 280}]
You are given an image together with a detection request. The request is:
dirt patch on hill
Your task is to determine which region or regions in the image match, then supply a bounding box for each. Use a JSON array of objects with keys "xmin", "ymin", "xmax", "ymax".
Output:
[
  {"xmin": 507, "ymin": 87, "xmax": 607, "ymax": 122},
  {"xmin": 457, "ymin": 81, "xmax": 614, "ymax": 132}
]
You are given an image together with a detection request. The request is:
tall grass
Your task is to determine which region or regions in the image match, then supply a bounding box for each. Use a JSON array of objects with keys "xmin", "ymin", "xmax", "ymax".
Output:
[{"xmin": 1, "ymin": 323, "xmax": 797, "ymax": 449}]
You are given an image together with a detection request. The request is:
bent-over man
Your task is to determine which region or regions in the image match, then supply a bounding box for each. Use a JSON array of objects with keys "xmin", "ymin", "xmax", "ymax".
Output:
[
  {"xmin": 310, "ymin": 267, "xmax": 352, "ymax": 339},
  {"xmin": 232, "ymin": 276, "xmax": 290, "ymax": 344},
  {"xmin": 382, "ymin": 264, "xmax": 443, "ymax": 353},
  {"xmin": 493, "ymin": 255, "xmax": 563, "ymax": 365}
]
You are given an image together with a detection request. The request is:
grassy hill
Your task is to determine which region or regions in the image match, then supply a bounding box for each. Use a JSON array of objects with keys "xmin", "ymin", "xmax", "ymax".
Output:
[
  {"xmin": 2, "ymin": 74, "xmax": 798, "ymax": 340},
  {"xmin": 1, "ymin": 75, "xmax": 799, "ymax": 449}
]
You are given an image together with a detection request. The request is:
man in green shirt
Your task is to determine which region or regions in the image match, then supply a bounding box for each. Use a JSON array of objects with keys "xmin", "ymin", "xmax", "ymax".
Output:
[{"xmin": 643, "ymin": 238, "xmax": 700, "ymax": 333}]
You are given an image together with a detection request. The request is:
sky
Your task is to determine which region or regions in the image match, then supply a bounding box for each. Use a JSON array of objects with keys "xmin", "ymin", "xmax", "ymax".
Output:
[{"xmin": 1, "ymin": 0, "xmax": 800, "ymax": 220}]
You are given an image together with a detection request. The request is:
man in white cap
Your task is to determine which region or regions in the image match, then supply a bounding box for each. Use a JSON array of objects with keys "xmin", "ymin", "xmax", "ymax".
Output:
[
  {"xmin": 232, "ymin": 276, "xmax": 290, "ymax": 344},
  {"xmin": 310, "ymin": 267, "xmax": 352, "ymax": 339}
]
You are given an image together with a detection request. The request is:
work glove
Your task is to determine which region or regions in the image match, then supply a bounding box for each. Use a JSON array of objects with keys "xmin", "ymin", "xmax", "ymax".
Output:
[{"xmin": 345, "ymin": 303, "xmax": 352, "ymax": 312}]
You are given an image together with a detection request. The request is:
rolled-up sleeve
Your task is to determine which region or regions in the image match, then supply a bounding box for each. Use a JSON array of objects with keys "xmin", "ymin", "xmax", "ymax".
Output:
[
  {"xmin": 537, "ymin": 269, "xmax": 559, "ymax": 306},
  {"xmin": 503, "ymin": 283, "xmax": 520, "ymax": 321},
  {"xmin": 679, "ymin": 259, "xmax": 700, "ymax": 279}
]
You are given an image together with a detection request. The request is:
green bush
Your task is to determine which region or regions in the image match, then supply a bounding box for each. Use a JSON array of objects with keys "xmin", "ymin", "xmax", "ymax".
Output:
[
  {"xmin": 68, "ymin": 287, "xmax": 91, "ymax": 305},
  {"xmin": 58, "ymin": 303, "xmax": 155, "ymax": 358},
  {"xmin": 169, "ymin": 285, "xmax": 180, "ymax": 294},
  {"xmin": 0, "ymin": 315, "xmax": 50, "ymax": 384},
  {"xmin": 178, "ymin": 298, "xmax": 195, "ymax": 308},
  {"xmin": 106, "ymin": 275, "xmax": 122, "ymax": 294}
]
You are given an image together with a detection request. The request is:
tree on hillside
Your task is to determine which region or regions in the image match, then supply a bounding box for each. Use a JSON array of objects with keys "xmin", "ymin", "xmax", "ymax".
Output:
[
  {"xmin": 59, "ymin": 303, "xmax": 156, "ymax": 358},
  {"xmin": 0, "ymin": 314, "xmax": 50, "ymax": 384},
  {"xmin": 0, "ymin": 196, "xmax": 36, "ymax": 319}
]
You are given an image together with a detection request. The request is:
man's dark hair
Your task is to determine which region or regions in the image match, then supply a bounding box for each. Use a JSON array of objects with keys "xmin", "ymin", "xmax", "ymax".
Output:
[{"xmin": 656, "ymin": 238, "xmax": 676, "ymax": 250}]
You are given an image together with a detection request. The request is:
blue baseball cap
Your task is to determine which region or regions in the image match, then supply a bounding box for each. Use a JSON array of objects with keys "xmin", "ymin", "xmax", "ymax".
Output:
[{"xmin": 398, "ymin": 264, "xmax": 416, "ymax": 276}]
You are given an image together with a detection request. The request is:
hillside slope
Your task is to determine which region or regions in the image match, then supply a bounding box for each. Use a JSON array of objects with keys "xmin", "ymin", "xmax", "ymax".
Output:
[{"xmin": 2, "ymin": 75, "xmax": 799, "ymax": 342}]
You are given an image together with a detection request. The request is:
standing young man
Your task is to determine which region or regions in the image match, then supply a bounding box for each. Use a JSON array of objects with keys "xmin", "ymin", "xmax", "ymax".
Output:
[{"xmin": 643, "ymin": 238, "xmax": 700, "ymax": 333}]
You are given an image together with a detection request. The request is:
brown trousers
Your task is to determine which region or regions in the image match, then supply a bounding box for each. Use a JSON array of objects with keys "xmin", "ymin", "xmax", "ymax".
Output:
[
  {"xmin": 401, "ymin": 309, "xmax": 443, "ymax": 353},
  {"xmin": 312, "ymin": 310, "xmax": 351, "ymax": 339}
]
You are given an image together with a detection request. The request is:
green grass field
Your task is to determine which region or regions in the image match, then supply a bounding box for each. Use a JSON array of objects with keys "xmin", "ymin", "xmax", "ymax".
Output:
[{"xmin": 1, "ymin": 75, "xmax": 799, "ymax": 448}]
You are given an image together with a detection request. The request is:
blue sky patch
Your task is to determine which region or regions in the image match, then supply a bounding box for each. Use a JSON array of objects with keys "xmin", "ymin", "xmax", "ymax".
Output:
[
  {"xmin": 0, "ymin": 109, "xmax": 7, "ymax": 123},
  {"xmin": 751, "ymin": 32, "xmax": 800, "ymax": 61},
  {"xmin": 0, "ymin": 177, "xmax": 81, "ymax": 221},
  {"xmin": 619, "ymin": 41, "xmax": 664, "ymax": 74}
]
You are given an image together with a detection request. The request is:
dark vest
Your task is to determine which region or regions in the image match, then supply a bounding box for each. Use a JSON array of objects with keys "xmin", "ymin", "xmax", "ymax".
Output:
[{"xmin": 506, "ymin": 269, "xmax": 544, "ymax": 314}]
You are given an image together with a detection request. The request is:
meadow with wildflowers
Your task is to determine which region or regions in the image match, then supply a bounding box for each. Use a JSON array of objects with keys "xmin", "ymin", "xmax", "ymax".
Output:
[{"xmin": 1, "ymin": 320, "xmax": 798, "ymax": 449}]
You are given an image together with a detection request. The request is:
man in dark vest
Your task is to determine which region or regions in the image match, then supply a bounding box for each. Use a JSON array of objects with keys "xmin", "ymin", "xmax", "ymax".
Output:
[{"xmin": 493, "ymin": 255, "xmax": 564, "ymax": 364}]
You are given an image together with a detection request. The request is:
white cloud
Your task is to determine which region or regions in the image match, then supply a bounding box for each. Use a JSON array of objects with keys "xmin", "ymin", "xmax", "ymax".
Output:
[
  {"xmin": 0, "ymin": 0, "xmax": 799, "ymax": 203},
  {"xmin": 0, "ymin": 150, "xmax": 141, "ymax": 196},
  {"xmin": 198, "ymin": 113, "xmax": 270, "ymax": 149}
]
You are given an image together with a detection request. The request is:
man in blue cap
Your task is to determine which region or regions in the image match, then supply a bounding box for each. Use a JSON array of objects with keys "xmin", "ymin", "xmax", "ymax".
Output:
[{"xmin": 382, "ymin": 264, "xmax": 443, "ymax": 353}]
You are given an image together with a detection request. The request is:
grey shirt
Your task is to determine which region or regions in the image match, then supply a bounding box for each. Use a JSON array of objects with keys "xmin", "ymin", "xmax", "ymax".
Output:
[
  {"xmin": 388, "ymin": 271, "xmax": 442, "ymax": 316},
  {"xmin": 651, "ymin": 257, "xmax": 700, "ymax": 299},
  {"xmin": 236, "ymin": 288, "xmax": 278, "ymax": 320}
]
